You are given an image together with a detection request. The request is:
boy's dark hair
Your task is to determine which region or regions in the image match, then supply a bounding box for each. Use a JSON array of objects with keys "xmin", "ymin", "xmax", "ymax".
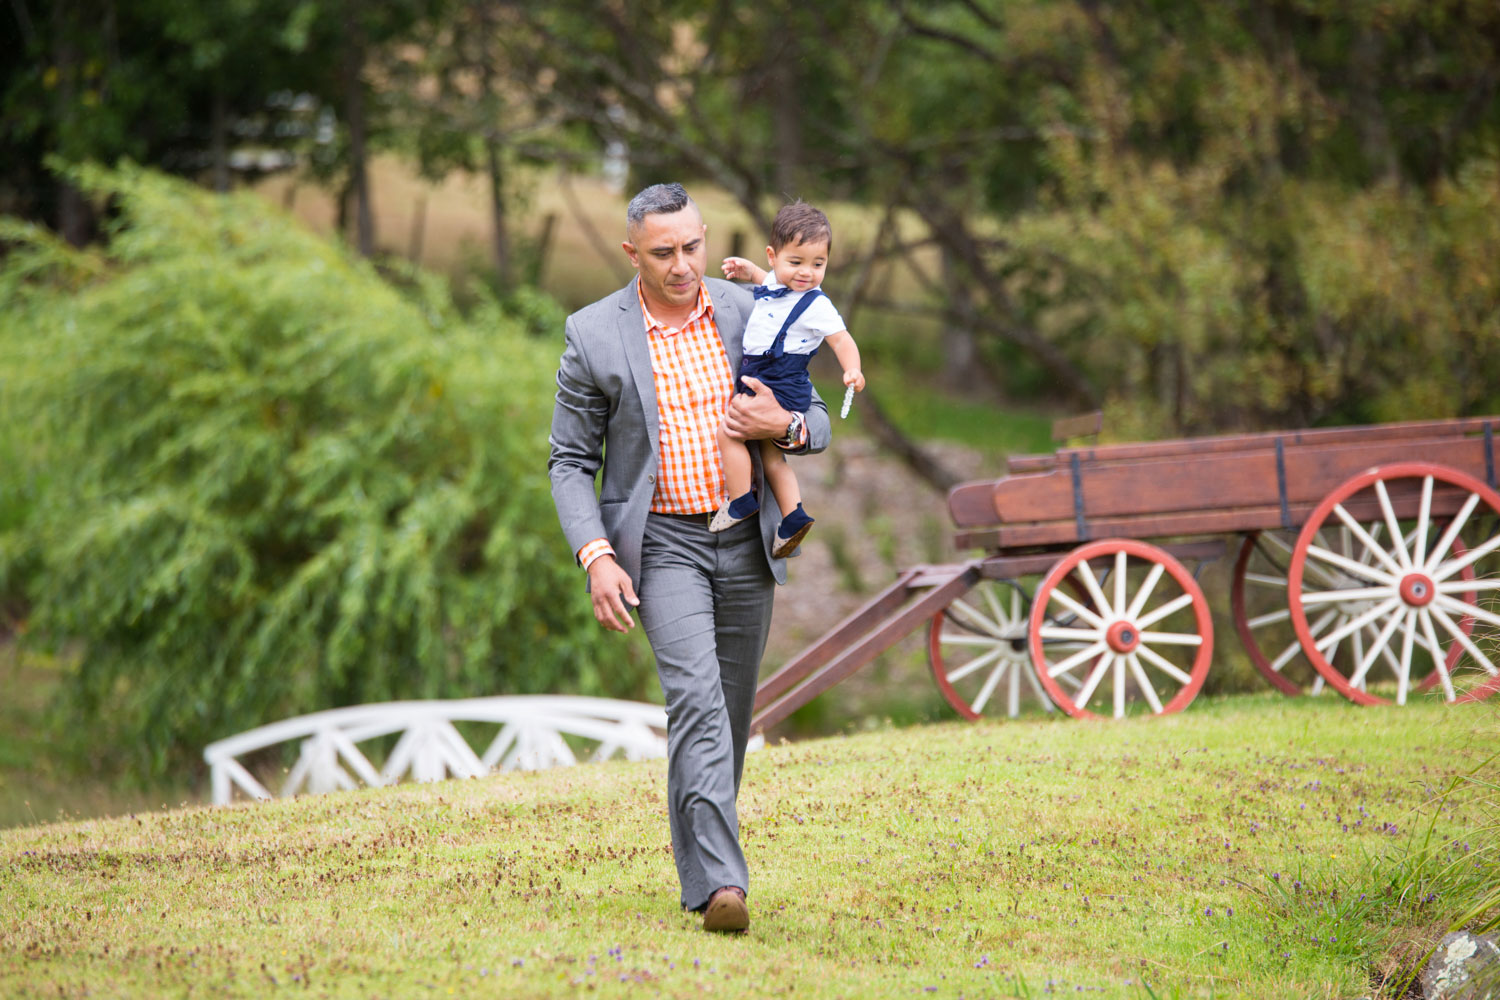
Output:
[{"xmin": 769, "ymin": 201, "xmax": 832, "ymax": 252}]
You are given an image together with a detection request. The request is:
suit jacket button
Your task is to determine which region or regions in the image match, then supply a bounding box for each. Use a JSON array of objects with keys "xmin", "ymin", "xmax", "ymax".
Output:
[{"xmin": 647, "ymin": 474, "xmax": 656, "ymax": 484}]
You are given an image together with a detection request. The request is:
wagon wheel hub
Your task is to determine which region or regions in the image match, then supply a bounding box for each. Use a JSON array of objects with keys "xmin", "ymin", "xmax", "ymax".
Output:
[
  {"xmin": 1105, "ymin": 620, "xmax": 1141, "ymax": 654},
  {"xmin": 1398, "ymin": 572, "xmax": 1436, "ymax": 608}
]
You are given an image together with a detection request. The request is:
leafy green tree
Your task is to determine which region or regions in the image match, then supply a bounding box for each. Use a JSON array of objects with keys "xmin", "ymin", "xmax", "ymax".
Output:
[{"xmin": 0, "ymin": 165, "xmax": 653, "ymax": 777}]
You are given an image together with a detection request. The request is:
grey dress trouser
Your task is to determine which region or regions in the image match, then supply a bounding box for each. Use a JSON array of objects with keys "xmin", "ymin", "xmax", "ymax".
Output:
[{"xmin": 636, "ymin": 511, "xmax": 774, "ymax": 912}]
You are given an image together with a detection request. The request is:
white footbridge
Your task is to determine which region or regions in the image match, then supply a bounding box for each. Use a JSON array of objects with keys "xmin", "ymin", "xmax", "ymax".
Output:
[{"xmin": 203, "ymin": 696, "xmax": 680, "ymax": 805}]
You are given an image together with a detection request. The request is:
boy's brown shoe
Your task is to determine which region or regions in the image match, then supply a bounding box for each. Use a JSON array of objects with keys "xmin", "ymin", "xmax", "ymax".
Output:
[{"xmin": 703, "ymin": 886, "xmax": 749, "ymax": 933}]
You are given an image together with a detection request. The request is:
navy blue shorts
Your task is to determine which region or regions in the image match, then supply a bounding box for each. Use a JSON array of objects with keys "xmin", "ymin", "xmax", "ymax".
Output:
[{"xmin": 736, "ymin": 350, "xmax": 815, "ymax": 413}]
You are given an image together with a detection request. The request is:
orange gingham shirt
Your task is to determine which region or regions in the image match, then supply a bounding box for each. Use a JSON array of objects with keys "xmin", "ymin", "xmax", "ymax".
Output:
[{"xmin": 576, "ymin": 281, "xmax": 734, "ymax": 569}]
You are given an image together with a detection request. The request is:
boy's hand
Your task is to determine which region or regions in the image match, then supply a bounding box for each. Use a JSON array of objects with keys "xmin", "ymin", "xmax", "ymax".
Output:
[
  {"xmin": 843, "ymin": 369, "xmax": 866, "ymax": 392},
  {"xmin": 721, "ymin": 256, "xmax": 762, "ymax": 282}
]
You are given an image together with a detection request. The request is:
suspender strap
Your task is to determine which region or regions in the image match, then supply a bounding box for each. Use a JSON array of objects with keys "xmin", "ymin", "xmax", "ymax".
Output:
[
  {"xmin": 767, "ymin": 288, "xmax": 824, "ymax": 359},
  {"xmin": 1275, "ymin": 437, "xmax": 1292, "ymax": 530}
]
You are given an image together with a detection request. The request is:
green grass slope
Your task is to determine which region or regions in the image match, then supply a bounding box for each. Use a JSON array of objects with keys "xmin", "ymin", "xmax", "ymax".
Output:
[{"xmin": 2, "ymin": 696, "xmax": 1495, "ymax": 999}]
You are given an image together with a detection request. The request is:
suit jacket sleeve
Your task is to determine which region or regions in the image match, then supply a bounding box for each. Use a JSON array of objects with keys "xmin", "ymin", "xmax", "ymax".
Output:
[
  {"xmin": 799, "ymin": 388, "xmax": 831, "ymax": 456},
  {"xmin": 548, "ymin": 314, "xmax": 609, "ymax": 562}
]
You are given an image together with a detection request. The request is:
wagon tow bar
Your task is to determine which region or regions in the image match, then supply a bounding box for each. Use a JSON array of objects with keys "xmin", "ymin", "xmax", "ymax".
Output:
[{"xmin": 751, "ymin": 560, "xmax": 984, "ymax": 733}]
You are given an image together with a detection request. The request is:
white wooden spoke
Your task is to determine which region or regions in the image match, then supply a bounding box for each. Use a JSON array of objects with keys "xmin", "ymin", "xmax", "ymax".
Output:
[
  {"xmin": 1414, "ymin": 476, "xmax": 1434, "ymax": 567},
  {"xmin": 1351, "ymin": 626, "xmax": 1365, "ymax": 679},
  {"xmin": 1136, "ymin": 643, "xmax": 1194, "ymax": 685},
  {"xmin": 1430, "ymin": 604, "xmax": 1500, "ymax": 677},
  {"xmin": 1135, "ymin": 591, "xmax": 1197, "ymax": 630},
  {"xmin": 1038, "ymin": 625, "xmax": 1103, "ymax": 641},
  {"xmin": 1050, "ymin": 586, "xmax": 1105, "ymax": 628},
  {"xmin": 1305, "ymin": 543, "xmax": 1397, "ymax": 585},
  {"xmin": 1425, "ymin": 493, "xmax": 1482, "ymax": 574},
  {"xmin": 981, "ymin": 583, "xmax": 1009, "ymax": 628},
  {"xmin": 1351, "ymin": 610, "xmax": 1404, "ymax": 689},
  {"xmin": 1418, "ymin": 609, "xmax": 1456, "ymax": 702},
  {"xmin": 1358, "ymin": 521, "xmax": 1387, "ymax": 565},
  {"xmin": 1112, "ymin": 655, "xmax": 1127, "ymax": 718},
  {"xmin": 1247, "ymin": 607, "xmax": 1292, "ymax": 628},
  {"xmin": 1375, "ymin": 479, "xmax": 1414, "ymax": 570},
  {"xmin": 1009, "ymin": 586, "xmax": 1023, "ymax": 625},
  {"xmin": 1331, "ymin": 504, "xmax": 1405, "ymax": 578},
  {"xmin": 969, "ymin": 659, "xmax": 1008, "ymax": 714},
  {"xmin": 942, "ymin": 631, "xmax": 1020, "ymax": 648},
  {"xmin": 1434, "ymin": 531, "xmax": 1500, "ymax": 582},
  {"xmin": 1436, "ymin": 593, "xmax": 1500, "ymax": 631},
  {"xmin": 1396, "ymin": 609, "xmax": 1418, "ymax": 704},
  {"xmin": 1125, "ymin": 563, "xmax": 1167, "ymax": 620},
  {"xmin": 1274, "ymin": 609, "xmax": 1337, "ymax": 671},
  {"xmin": 1073, "ymin": 653, "xmax": 1114, "ymax": 707},
  {"xmin": 1324, "ymin": 626, "xmax": 1345, "ymax": 674},
  {"xmin": 1263, "ymin": 530, "xmax": 1297, "ymax": 557},
  {"xmin": 945, "ymin": 644, "xmax": 1009, "ymax": 684},
  {"xmin": 1022, "ymin": 657, "xmax": 1054, "ymax": 708},
  {"xmin": 1246, "ymin": 572, "xmax": 1289, "ymax": 588},
  {"xmin": 1076, "ymin": 560, "xmax": 1114, "ymax": 619},
  {"xmin": 1139, "ymin": 630, "xmax": 1205, "ymax": 647},
  {"xmin": 947, "ymin": 596, "xmax": 1006, "ymax": 638},
  {"xmin": 1438, "ymin": 579, "xmax": 1500, "ymax": 593},
  {"xmin": 1048, "ymin": 640, "xmax": 1108, "ymax": 678},
  {"xmin": 1007, "ymin": 661, "xmax": 1021, "ymax": 717},
  {"xmin": 1125, "ymin": 653, "xmax": 1164, "ymax": 714},
  {"xmin": 1316, "ymin": 597, "xmax": 1401, "ymax": 652},
  {"xmin": 1300, "ymin": 585, "xmax": 1392, "ymax": 605},
  {"xmin": 1114, "ymin": 551, "xmax": 1128, "ymax": 619},
  {"xmin": 1269, "ymin": 637, "xmax": 1304, "ymax": 673}
]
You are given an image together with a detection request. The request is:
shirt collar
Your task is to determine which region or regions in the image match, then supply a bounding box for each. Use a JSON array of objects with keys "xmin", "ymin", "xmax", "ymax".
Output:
[{"xmin": 638, "ymin": 279, "xmax": 714, "ymax": 336}]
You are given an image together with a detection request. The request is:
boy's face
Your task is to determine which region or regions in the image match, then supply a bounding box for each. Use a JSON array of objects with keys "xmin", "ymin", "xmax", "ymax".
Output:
[{"xmin": 766, "ymin": 237, "xmax": 829, "ymax": 294}]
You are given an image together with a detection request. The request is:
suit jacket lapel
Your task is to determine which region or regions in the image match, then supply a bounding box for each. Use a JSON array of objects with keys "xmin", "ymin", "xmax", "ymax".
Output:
[
  {"xmin": 616, "ymin": 278, "xmax": 660, "ymax": 451},
  {"xmin": 712, "ymin": 280, "xmax": 744, "ymax": 371}
]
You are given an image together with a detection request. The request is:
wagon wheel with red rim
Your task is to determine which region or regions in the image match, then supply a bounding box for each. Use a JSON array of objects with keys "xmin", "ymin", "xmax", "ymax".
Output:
[
  {"xmin": 1287, "ymin": 462, "xmax": 1500, "ymax": 705},
  {"xmin": 1029, "ymin": 539, "xmax": 1214, "ymax": 719},
  {"xmin": 1231, "ymin": 528, "xmax": 1473, "ymax": 696},
  {"xmin": 928, "ymin": 576, "xmax": 1094, "ymax": 720}
]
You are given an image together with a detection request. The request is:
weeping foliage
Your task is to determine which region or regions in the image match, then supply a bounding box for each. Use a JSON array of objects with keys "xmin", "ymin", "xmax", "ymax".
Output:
[{"xmin": 0, "ymin": 165, "xmax": 651, "ymax": 777}]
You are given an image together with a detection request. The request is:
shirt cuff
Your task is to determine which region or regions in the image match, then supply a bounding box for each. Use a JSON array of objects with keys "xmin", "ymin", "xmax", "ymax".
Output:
[
  {"xmin": 578, "ymin": 538, "xmax": 615, "ymax": 570},
  {"xmin": 773, "ymin": 411, "xmax": 807, "ymax": 451}
]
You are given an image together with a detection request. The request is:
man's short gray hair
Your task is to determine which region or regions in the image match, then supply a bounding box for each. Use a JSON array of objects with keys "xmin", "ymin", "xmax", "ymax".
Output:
[{"xmin": 626, "ymin": 183, "xmax": 694, "ymax": 236}]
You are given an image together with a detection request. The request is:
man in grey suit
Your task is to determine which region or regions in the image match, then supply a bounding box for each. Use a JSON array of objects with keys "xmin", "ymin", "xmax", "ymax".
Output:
[{"xmin": 548, "ymin": 183, "xmax": 830, "ymax": 932}]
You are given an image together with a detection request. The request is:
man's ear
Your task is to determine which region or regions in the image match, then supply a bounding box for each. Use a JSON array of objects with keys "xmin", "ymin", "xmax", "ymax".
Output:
[{"xmin": 621, "ymin": 241, "xmax": 640, "ymax": 269}]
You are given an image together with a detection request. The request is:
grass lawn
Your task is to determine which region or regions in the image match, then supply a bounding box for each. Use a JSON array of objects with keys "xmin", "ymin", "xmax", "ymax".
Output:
[{"xmin": 2, "ymin": 695, "xmax": 1495, "ymax": 999}]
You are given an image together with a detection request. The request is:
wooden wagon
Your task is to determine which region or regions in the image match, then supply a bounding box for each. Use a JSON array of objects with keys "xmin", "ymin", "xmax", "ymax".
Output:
[{"xmin": 751, "ymin": 415, "xmax": 1500, "ymax": 731}]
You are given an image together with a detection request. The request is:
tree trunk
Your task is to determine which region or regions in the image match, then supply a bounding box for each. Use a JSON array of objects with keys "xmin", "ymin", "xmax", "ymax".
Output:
[
  {"xmin": 484, "ymin": 137, "xmax": 509, "ymax": 284},
  {"xmin": 476, "ymin": 4, "xmax": 510, "ymax": 286},
  {"xmin": 210, "ymin": 81, "xmax": 230, "ymax": 193},
  {"xmin": 341, "ymin": 1, "xmax": 374, "ymax": 257}
]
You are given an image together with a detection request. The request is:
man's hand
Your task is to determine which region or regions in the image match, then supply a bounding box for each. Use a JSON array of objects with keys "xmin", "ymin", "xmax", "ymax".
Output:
[
  {"xmin": 587, "ymin": 555, "xmax": 639, "ymax": 633},
  {"xmin": 723, "ymin": 375, "xmax": 792, "ymax": 441}
]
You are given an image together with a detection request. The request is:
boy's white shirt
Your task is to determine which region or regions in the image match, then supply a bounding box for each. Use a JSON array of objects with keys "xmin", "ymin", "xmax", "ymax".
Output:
[{"xmin": 740, "ymin": 273, "xmax": 848, "ymax": 357}]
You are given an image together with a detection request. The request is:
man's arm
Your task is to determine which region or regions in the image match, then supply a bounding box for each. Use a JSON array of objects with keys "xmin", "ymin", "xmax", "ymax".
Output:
[
  {"xmin": 722, "ymin": 376, "xmax": 830, "ymax": 456},
  {"xmin": 548, "ymin": 319, "xmax": 639, "ymax": 632}
]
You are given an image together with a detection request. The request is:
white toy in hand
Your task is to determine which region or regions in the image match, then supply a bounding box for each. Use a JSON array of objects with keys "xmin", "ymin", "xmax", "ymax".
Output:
[{"xmin": 841, "ymin": 385, "xmax": 855, "ymax": 419}]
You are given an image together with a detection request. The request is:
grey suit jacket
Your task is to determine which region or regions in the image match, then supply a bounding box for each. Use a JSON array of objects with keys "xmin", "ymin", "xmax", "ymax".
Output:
[{"xmin": 548, "ymin": 276, "xmax": 830, "ymax": 587}]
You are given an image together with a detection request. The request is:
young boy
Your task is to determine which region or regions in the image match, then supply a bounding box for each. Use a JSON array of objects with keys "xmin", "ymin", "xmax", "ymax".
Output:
[{"xmin": 713, "ymin": 201, "xmax": 864, "ymax": 558}]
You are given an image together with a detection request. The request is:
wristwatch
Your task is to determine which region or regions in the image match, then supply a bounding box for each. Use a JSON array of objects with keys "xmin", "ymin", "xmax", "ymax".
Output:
[{"xmin": 782, "ymin": 411, "xmax": 805, "ymax": 447}]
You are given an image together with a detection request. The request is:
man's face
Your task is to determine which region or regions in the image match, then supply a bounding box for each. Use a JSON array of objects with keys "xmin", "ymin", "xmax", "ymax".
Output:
[{"xmin": 623, "ymin": 206, "xmax": 707, "ymax": 315}]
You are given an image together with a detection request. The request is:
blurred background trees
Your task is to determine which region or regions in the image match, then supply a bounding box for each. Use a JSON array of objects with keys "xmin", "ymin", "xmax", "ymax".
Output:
[{"xmin": 2, "ymin": 0, "xmax": 1499, "ymax": 779}]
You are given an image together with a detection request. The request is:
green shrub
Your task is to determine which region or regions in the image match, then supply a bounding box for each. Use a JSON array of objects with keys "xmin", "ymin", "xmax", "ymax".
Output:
[{"xmin": 0, "ymin": 165, "xmax": 652, "ymax": 778}]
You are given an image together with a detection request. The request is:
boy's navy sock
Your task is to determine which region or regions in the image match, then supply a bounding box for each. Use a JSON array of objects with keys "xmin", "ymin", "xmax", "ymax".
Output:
[
  {"xmin": 727, "ymin": 491, "xmax": 760, "ymax": 519},
  {"xmin": 778, "ymin": 504, "xmax": 814, "ymax": 538}
]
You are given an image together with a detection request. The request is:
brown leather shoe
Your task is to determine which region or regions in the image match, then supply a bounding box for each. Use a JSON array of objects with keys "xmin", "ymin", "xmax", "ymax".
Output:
[{"xmin": 702, "ymin": 886, "xmax": 748, "ymax": 933}]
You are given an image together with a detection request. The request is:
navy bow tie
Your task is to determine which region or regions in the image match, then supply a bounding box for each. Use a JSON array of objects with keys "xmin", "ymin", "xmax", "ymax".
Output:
[{"xmin": 752, "ymin": 284, "xmax": 794, "ymax": 300}]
